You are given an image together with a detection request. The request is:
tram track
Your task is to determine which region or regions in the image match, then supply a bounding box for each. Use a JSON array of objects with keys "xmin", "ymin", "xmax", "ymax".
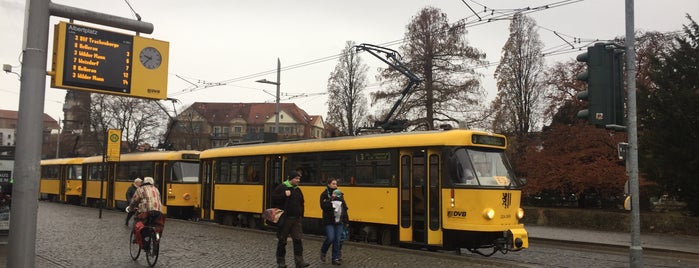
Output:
[{"xmin": 181, "ymin": 217, "xmax": 698, "ymax": 268}]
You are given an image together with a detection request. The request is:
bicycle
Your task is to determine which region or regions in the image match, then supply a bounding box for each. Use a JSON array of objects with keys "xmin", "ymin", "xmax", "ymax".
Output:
[{"xmin": 128, "ymin": 210, "xmax": 164, "ymax": 267}]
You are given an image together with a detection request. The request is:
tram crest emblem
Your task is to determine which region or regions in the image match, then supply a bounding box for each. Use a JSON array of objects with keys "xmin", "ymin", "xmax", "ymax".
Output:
[{"xmin": 502, "ymin": 193, "xmax": 512, "ymax": 208}]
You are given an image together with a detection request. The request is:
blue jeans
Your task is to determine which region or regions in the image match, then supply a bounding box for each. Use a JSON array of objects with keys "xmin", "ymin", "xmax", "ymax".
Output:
[{"xmin": 320, "ymin": 223, "xmax": 343, "ymax": 261}]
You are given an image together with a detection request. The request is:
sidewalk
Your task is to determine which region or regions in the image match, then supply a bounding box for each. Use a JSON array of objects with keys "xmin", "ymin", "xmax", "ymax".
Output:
[{"xmin": 526, "ymin": 225, "xmax": 699, "ymax": 254}]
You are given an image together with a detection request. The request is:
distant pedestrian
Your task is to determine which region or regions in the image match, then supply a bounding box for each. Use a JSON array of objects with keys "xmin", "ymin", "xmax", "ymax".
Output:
[
  {"xmin": 320, "ymin": 179, "xmax": 349, "ymax": 265},
  {"xmin": 272, "ymin": 171, "xmax": 309, "ymax": 268},
  {"xmin": 124, "ymin": 178, "xmax": 142, "ymax": 226}
]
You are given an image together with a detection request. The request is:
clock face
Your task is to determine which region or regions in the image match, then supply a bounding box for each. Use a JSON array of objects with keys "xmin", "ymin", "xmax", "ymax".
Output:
[{"xmin": 139, "ymin": 47, "xmax": 162, "ymax": 70}]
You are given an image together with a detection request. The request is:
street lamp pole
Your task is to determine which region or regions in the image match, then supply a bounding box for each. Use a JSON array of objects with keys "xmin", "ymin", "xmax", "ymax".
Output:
[{"xmin": 256, "ymin": 58, "xmax": 281, "ymax": 134}]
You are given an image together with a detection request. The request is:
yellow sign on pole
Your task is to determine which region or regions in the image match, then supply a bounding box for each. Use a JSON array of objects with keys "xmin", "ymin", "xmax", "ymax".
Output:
[{"xmin": 106, "ymin": 129, "xmax": 122, "ymax": 162}]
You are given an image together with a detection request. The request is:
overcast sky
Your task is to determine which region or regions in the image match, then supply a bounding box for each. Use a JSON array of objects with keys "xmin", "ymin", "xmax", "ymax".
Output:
[{"xmin": 0, "ymin": 0, "xmax": 696, "ymax": 124}]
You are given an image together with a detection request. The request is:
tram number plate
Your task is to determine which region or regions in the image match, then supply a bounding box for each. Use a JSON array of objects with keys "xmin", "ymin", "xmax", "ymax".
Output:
[{"xmin": 494, "ymin": 176, "xmax": 510, "ymax": 186}]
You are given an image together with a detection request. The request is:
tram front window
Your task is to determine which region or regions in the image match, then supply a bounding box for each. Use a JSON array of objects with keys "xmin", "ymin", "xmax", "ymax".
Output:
[
  {"xmin": 450, "ymin": 148, "xmax": 519, "ymax": 188},
  {"xmin": 171, "ymin": 162, "xmax": 200, "ymax": 183}
]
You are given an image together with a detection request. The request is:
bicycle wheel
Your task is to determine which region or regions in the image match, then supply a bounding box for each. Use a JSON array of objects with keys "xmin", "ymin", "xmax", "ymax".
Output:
[
  {"xmin": 145, "ymin": 229, "xmax": 159, "ymax": 267},
  {"xmin": 129, "ymin": 229, "xmax": 140, "ymax": 260}
]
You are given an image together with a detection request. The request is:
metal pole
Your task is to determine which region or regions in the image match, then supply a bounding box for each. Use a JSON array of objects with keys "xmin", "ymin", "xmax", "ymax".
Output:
[
  {"xmin": 56, "ymin": 118, "xmax": 61, "ymax": 158},
  {"xmin": 49, "ymin": 2, "xmax": 153, "ymax": 34},
  {"xmin": 8, "ymin": 0, "xmax": 50, "ymax": 266},
  {"xmin": 275, "ymin": 58, "xmax": 280, "ymax": 134},
  {"xmin": 625, "ymin": 0, "xmax": 643, "ymax": 267},
  {"xmin": 8, "ymin": 3, "xmax": 152, "ymax": 266}
]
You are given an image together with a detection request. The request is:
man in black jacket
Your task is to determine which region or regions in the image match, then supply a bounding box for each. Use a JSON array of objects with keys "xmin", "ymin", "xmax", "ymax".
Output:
[
  {"xmin": 124, "ymin": 178, "xmax": 142, "ymax": 226},
  {"xmin": 272, "ymin": 171, "xmax": 309, "ymax": 268}
]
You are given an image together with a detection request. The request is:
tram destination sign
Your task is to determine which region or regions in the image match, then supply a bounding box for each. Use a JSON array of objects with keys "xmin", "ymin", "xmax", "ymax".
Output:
[{"xmin": 51, "ymin": 21, "xmax": 169, "ymax": 100}]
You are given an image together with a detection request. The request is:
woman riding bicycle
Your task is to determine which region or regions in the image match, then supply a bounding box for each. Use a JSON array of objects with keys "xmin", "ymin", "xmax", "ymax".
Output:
[{"xmin": 127, "ymin": 177, "xmax": 165, "ymax": 249}]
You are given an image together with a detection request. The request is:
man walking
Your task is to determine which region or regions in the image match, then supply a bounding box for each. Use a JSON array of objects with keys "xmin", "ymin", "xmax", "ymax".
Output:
[{"xmin": 272, "ymin": 171, "xmax": 309, "ymax": 268}]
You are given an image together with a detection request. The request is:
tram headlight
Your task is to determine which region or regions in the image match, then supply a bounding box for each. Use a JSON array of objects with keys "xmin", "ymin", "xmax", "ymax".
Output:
[
  {"xmin": 517, "ymin": 208, "xmax": 525, "ymax": 219},
  {"xmin": 183, "ymin": 193, "xmax": 191, "ymax": 200},
  {"xmin": 483, "ymin": 208, "xmax": 495, "ymax": 220}
]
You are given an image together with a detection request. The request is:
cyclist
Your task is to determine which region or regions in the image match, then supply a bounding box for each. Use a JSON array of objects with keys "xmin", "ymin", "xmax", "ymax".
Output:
[{"xmin": 127, "ymin": 177, "xmax": 165, "ymax": 250}]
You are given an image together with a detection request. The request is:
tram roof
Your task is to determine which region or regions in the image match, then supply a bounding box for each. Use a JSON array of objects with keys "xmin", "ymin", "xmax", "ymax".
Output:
[
  {"xmin": 40, "ymin": 157, "xmax": 86, "ymax": 165},
  {"xmin": 200, "ymin": 129, "xmax": 507, "ymax": 159},
  {"xmin": 81, "ymin": 150, "xmax": 201, "ymax": 163}
]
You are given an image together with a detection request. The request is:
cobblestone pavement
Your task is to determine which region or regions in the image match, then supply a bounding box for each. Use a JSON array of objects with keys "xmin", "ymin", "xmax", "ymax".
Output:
[{"xmin": 0, "ymin": 202, "xmax": 523, "ymax": 267}]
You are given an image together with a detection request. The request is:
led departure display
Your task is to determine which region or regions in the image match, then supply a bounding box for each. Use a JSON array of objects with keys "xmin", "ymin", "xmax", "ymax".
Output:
[
  {"xmin": 52, "ymin": 22, "xmax": 169, "ymax": 100},
  {"xmin": 61, "ymin": 23, "xmax": 133, "ymax": 93}
]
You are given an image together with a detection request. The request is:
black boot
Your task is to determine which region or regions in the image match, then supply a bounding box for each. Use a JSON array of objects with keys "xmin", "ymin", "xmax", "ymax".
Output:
[
  {"xmin": 277, "ymin": 257, "xmax": 287, "ymax": 268},
  {"xmin": 294, "ymin": 255, "xmax": 310, "ymax": 268}
]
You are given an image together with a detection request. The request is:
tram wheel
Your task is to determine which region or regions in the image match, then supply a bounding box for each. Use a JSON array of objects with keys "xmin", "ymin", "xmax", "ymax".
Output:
[
  {"xmin": 378, "ymin": 227, "xmax": 393, "ymax": 245},
  {"xmin": 247, "ymin": 215, "xmax": 258, "ymax": 229}
]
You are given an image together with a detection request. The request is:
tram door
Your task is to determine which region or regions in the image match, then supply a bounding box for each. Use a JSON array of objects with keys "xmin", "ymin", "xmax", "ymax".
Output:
[
  {"xmin": 399, "ymin": 148, "xmax": 442, "ymax": 246},
  {"xmin": 201, "ymin": 160, "xmax": 213, "ymax": 220},
  {"xmin": 264, "ymin": 155, "xmax": 284, "ymax": 209},
  {"xmin": 58, "ymin": 166, "xmax": 67, "ymax": 202}
]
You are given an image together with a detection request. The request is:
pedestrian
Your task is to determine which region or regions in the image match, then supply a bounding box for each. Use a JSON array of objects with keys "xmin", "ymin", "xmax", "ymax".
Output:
[
  {"xmin": 125, "ymin": 178, "xmax": 142, "ymax": 226},
  {"xmin": 320, "ymin": 179, "xmax": 349, "ymax": 265},
  {"xmin": 272, "ymin": 171, "xmax": 310, "ymax": 268}
]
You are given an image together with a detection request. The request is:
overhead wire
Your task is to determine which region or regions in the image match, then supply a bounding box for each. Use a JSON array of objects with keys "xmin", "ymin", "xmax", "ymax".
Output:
[{"xmin": 166, "ymin": 0, "xmax": 613, "ymax": 98}]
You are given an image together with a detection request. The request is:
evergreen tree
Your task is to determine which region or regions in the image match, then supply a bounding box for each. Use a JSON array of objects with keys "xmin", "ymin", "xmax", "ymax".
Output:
[{"xmin": 638, "ymin": 15, "xmax": 699, "ymax": 215}]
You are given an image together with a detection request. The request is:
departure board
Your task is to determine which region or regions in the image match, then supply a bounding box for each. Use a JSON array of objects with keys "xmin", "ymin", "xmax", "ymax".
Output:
[
  {"xmin": 61, "ymin": 23, "xmax": 133, "ymax": 93},
  {"xmin": 52, "ymin": 22, "xmax": 169, "ymax": 100}
]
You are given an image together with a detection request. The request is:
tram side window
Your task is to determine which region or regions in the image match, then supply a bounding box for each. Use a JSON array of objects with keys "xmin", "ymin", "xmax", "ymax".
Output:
[
  {"xmin": 241, "ymin": 156, "xmax": 264, "ymax": 183},
  {"xmin": 215, "ymin": 157, "xmax": 262, "ymax": 184},
  {"xmin": 116, "ymin": 163, "xmax": 130, "ymax": 182},
  {"xmin": 285, "ymin": 153, "xmax": 317, "ymax": 184},
  {"xmin": 68, "ymin": 165, "xmax": 82, "ymax": 180},
  {"xmin": 114, "ymin": 162, "xmax": 149, "ymax": 182},
  {"xmin": 355, "ymin": 150, "xmax": 395, "ymax": 186},
  {"xmin": 41, "ymin": 166, "xmax": 59, "ymax": 179},
  {"xmin": 319, "ymin": 152, "xmax": 352, "ymax": 185},
  {"xmin": 142, "ymin": 162, "xmax": 154, "ymax": 180},
  {"xmin": 87, "ymin": 164, "xmax": 104, "ymax": 181},
  {"xmin": 217, "ymin": 158, "xmax": 234, "ymax": 183}
]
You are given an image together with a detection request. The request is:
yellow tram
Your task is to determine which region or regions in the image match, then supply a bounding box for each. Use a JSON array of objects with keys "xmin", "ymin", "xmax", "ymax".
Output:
[
  {"xmin": 39, "ymin": 157, "xmax": 85, "ymax": 204},
  {"xmin": 80, "ymin": 150, "xmax": 201, "ymax": 218},
  {"xmin": 199, "ymin": 129, "xmax": 527, "ymax": 254}
]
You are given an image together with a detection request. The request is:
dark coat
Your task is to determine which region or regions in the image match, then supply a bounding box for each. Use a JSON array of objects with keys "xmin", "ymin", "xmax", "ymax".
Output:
[
  {"xmin": 271, "ymin": 180, "xmax": 305, "ymax": 218},
  {"xmin": 126, "ymin": 184, "xmax": 137, "ymax": 202},
  {"xmin": 319, "ymin": 187, "xmax": 349, "ymax": 225}
]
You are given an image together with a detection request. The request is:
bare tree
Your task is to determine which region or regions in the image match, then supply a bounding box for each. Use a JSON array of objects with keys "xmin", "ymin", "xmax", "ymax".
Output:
[
  {"xmin": 89, "ymin": 94, "xmax": 168, "ymax": 152},
  {"xmin": 492, "ymin": 13, "xmax": 546, "ymax": 137},
  {"xmin": 326, "ymin": 41, "xmax": 369, "ymax": 135},
  {"xmin": 372, "ymin": 6, "xmax": 486, "ymax": 130}
]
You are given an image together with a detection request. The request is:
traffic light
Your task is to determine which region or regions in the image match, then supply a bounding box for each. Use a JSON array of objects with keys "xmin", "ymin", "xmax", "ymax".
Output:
[{"xmin": 576, "ymin": 42, "xmax": 625, "ymax": 128}]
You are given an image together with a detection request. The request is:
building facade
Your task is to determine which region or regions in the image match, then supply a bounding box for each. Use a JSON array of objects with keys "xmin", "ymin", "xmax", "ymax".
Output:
[
  {"xmin": 168, "ymin": 102, "xmax": 325, "ymax": 150},
  {"xmin": 0, "ymin": 109, "xmax": 60, "ymax": 158}
]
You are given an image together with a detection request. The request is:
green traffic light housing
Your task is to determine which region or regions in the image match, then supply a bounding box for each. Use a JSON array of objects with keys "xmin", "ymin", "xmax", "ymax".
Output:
[{"xmin": 575, "ymin": 42, "xmax": 625, "ymax": 128}]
